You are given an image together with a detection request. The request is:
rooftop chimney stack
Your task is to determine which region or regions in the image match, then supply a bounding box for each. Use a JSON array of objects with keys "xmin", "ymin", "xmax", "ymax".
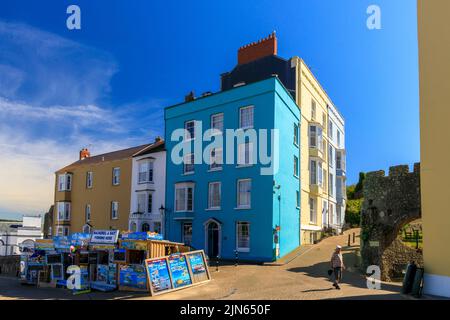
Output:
[
  {"xmin": 79, "ymin": 148, "xmax": 91, "ymax": 160},
  {"xmin": 237, "ymin": 31, "xmax": 277, "ymax": 65},
  {"xmin": 185, "ymin": 91, "xmax": 195, "ymax": 102}
]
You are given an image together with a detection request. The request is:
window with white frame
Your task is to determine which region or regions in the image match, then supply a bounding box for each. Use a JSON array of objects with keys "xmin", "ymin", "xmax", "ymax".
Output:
[
  {"xmin": 329, "ymin": 121, "xmax": 334, "ymax": 139},
  {"xmin": 329, "ymin": 145, "xmax": 334, "ymax": 168},
  {"xmin": 236, "ymin": 222, "xmax": 250, "ymax": 252},
  {"xmin": 175, "ymin": 183, "xmax": 194, "ymax": 212},
  {"xmin": 208, "ymin": 182, "xmax": 221, "ymax": 209},
  {"xmin": 309, "ymin": 125, "xmax": 323, "ymax": 151},
  {"xmin": 82, "ymin": 224, "xmax": 91, "ymax": 234},
  {"xmin": 137, "ymin": 193, "xmax": 146, "ymax": 213},
  {"xmin": 183, "ymin": 153, "xmax": 194, "ymax": 174},
  {"xmin": 294, "ymin": 155, "xmax": 299, "ymax": 177},
  {"xmin": 86, "ymin": 171, "xmax": 93, "ymax": 188},
  {"xmin": 138, "ymin": 160, "xmax": 154, "ymax": 183},
  {"xmin": 294, "ymin": 123, "xmax": 299, "ymax": 146},
  {"xmin": 211, "ymin": 113, "xmax": 224, "ymax": 134},
  {"xmin": 309, "ymin": 198, "xmax": 317, "ymax": 224},
  {"xmin": 112, "ymin": 167, "xmax": 120, "ymax": 185},
  {"xmin": 57, "ymin": 202, "xmax": 71, "ymax": 221},
  {"xmin": 318, "ymin": 162, "xmax": 323, "ymax": 186},
  {"xmin": 237, "ymin": 142, "xmax": 253, "ymax": 166},
  {"xmin": 311, "ymin": 99, "xmax": 316, "ymax": 120},
  {"xmin": 309, "ymin": 125, "xmax": 317, "ymax": 147},
  {"xmin": 210, "ymin": 148, "xmax": 223, "ymax": 170},
  {"xmin": 310, "ymin": 160, "xmax": 317, "ymax": 185},
  {"xmin": 85, "ymin": 204, "xmax": 91, "ymax": 222},
  {"xmin": 336, "ymin": 151, "xmax": 342, "ymax": 170},
  {"xmin": 111, "ymin": 201, "xmax": 119, "ymax": 219},
  {"xmin": 185, "ymin": 120, "xmax": 195, "ymax": 140},
  {"xmin": 58, "ymin": 173, "xmax": 72, "ymax": 191},
  {"xmin": 237, "ymin": 179, "xmax": 251, "ymax": 208},
  {"xmin": 56, "ymin": 226, "xmax": 69, "ymax": 237},
  {"xmin": 182, "ymin": 222, "xmax": 193, "ymax": 246},
  {"xmin": 239, "ymin": 106, "xmax": 254, "ymax": 129}
]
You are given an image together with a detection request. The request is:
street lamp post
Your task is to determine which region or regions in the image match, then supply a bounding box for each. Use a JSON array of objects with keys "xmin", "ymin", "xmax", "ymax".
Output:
[{"xmin": 159, "ymin": 205, "xmax": 166, "ymax": 238}]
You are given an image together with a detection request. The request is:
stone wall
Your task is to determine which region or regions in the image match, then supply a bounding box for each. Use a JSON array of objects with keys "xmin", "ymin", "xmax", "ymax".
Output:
[{"xmin": 360, "ymin": 163, "xmax": 422, "ymax": 281}]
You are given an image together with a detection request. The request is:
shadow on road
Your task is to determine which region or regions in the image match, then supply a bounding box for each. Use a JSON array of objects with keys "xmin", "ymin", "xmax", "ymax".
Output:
[{"xmin": 286, "ymin": 251, "xmax": 402, "ymax": 294}]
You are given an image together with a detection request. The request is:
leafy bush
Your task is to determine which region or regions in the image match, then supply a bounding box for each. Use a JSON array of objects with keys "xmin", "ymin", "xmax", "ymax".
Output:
[{"xmin": 345, "ymin": 199, "xmax": 363, "ymax": 227}]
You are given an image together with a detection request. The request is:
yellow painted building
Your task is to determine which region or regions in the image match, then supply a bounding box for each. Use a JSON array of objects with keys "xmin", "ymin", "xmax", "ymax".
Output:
[
  {"xmin": 418, "ymin": 0, "xmax": 450, "ymax": 297},
  {"xmin": 53, "ymin": 144, "xmax": 149, "ymax": 236},
  {"xmin": 291, "ymin": 57, "xmax": 346, "ymax": 244}
]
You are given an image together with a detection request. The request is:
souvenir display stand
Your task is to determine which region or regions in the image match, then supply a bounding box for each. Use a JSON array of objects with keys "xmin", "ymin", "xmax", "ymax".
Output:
[
  {"xmin": 117, "ymin": 232, "xmax": 186, "ymax": 292},
  {"xmin": 145, "ymin": 250, "xmax": 211, "ymax": 296}
]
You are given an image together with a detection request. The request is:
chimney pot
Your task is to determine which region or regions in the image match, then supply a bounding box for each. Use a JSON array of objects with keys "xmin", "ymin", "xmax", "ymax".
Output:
[{"xmin": 79, "ymin": 148, "xmax": 90, "ymax": 160}]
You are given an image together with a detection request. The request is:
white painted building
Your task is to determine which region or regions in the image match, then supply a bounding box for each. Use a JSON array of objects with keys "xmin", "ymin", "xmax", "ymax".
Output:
[
  {"xmin": 327, "ymin": 103, "xmax": 346, "ymax": 233},
  {"xmin": 0, "ymin": 215, "xmax": 43, "ymax": 255},
  {"xmin": 129, "ymin": 138, "xmax": 166, "ymax": 236}
]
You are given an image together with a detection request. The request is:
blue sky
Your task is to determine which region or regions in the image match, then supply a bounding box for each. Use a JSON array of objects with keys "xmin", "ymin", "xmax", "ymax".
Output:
[{"xmin": 0, "ymin": 0, "xmax": 419, "ymax": 220}]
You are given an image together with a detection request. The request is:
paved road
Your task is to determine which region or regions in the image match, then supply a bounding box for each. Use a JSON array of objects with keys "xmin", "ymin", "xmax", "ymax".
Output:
[
  {"xmin": 0, "ymin": 229, "xmax": 405, "ymax": 300},
  {"xmin": 145, "ymin": 228, "xmax": 404, "ymax": 300}
]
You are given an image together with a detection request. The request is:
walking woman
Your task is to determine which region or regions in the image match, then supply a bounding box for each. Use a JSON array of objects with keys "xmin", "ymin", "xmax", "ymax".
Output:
[{"xmin": 331, "ymin": 245, "xmax": 345, "ymax": 289}]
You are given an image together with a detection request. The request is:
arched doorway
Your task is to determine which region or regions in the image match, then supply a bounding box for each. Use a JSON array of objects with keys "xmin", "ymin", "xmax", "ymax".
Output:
[
  {"xmin": 205, "ymin": 219, "xmax": 221, "ymax": 258},
  {"xmin": 142, "ymin": 223, "xmax": 150, "ymax": 232},
  {"xmin": 130, "ymin": 222, "xmax": 137, "ymax": 232}
]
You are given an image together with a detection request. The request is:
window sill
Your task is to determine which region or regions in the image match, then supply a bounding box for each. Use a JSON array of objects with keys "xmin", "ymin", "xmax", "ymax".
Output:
[
  {"xmin": 205, "ymin": 208, "xmax": 221, "ymax": 211},
  {"xmin": 208, "ymin": 167, "xmax": 223, "ymax": 172},
  {"xmin": 236, "ymin": 164, "xmax": 253, "ymax": 169},
  {"xmin": 175, "ymin": 210, "xmax": 194, "ymax": 213},
  {"xmin": 182, "ymin": 172, "xmax": 195, "ymax": 176},
  {"xmin": 293, "ymin": 174, "xmax": 299, "ymax": 179},
  {"xmin": 236, "ymin": 248, "xmax": 250, "ymax": 253},
  {"xmin": 138, "ymin": 181, "xmax": 154, "ymax": 184},
  {"xmin": 234, "ymin": 207, "xmax": 251, "ymax": 210}
]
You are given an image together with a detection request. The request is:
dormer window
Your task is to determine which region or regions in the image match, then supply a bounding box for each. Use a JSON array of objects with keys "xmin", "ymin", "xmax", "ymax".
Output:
[{"xmin": 58, "ymin": 173, "xmax": 72, "ymax": 191}]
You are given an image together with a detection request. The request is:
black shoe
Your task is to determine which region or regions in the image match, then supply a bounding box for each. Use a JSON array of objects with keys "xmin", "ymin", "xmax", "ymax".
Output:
[
  {"xmin": 335, "ymin": 285, "xmax": 341, "ymax": 290},
  {"xmin": 332, "ymin": 283, "xmax": 337, "ymax": 288}
]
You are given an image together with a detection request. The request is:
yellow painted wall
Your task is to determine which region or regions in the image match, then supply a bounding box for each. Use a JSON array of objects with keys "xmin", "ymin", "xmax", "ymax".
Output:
[
  {"xmin": 292, "ymin": 57, "xmax": 332, "ymax": 244},
  {"xmin": 418, "ymin": 0, "xmax": 450, "ymax": 279},
  {"xmin": 53, "ymin": 157, "xmax": 133, "ymax": 233}
]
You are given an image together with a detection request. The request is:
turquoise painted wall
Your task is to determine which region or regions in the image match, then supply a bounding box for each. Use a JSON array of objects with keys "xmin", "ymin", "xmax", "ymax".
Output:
[{"xmin": 164, "ymin": 77, "xmax": 300, "ymax": 262}]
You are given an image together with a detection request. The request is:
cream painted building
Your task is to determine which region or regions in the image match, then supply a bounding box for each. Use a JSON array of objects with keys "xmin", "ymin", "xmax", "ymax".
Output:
[
  {"xmin": 220, "ymin": 34, "xmax": 346, "ymax": 245},
  {"xmin": 418, "ymin": 0, "xmax": 450, "ymax": 297},
  {"xmin": 53, "ymin": 144, "xmax": 150, "ymax": 236},
  {"xmin": 291, "ymin": 57, "xmax": 346, "ymax": 243}
]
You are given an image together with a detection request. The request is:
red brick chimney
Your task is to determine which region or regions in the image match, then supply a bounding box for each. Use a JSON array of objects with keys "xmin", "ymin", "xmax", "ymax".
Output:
[
  {"xmin": 238, "ymin": 32, "xmax": 277, "ymax": 65},
  {"xmin": 79, "ymin": 148, "xmax": 91, "ymax": 160}
]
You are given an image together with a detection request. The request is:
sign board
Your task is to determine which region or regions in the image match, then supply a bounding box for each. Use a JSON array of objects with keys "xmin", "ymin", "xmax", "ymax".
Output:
[
  {"xmin": 35, "ymin": 239, "xmax": 55, "ymax": 251},
  {"xmin": 369, "ymin": 241, "xmax": 380, "ymax": 247},
  {"xmin": 120, "ymin": 240, "xmax": 148, "ymax": 251},
  {"xmin": 119, "ymin": 264, "xmax": 148, "ymax": 290},
  {"xmin": 90, "ymin": 230, "xmax": 119, "ymax": 244},
  {"xmin": 144, "ymin": 250, "xmax": 211, "ymax": 296},
  {"xmin": 146, "ymin": 258, "xmax": 173, "ymax": 294},
  {"xmin": 121, "ymin": 232, "xmax": 163, "ymax": 241},
  {"xmin": 185, "ymin": 251, "xmax": 210, "ymax": 284},
  {"xmin": 168, "ymin": 254, "xmax": 192, "ymax": 288},
  {"xmin": 70, "ymin": 233, "xmax": 91, "ymax": 247}
]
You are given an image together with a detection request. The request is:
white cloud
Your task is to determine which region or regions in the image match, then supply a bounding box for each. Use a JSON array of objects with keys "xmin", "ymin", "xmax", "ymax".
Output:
[{"xmin": 0, "ymin": 21, "xmax": 164, "ymax": 219}]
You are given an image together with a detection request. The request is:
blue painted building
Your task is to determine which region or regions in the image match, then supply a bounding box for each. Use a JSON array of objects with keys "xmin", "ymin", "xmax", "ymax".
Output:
[{"xmin": 164, "ymin": 77, "xmax": 301, "ymax": 262}]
